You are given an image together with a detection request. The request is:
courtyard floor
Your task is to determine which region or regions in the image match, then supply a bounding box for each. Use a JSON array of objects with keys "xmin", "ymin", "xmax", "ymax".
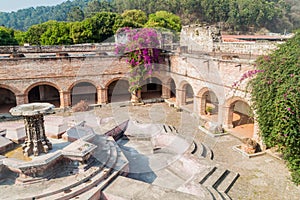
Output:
[
  {"xmin": 94, "ymin": 102, "xmax": 300, "ymax": 200},
  {"xmin": 1, "ymin": 102, "xmax": 299, "ymax": 199}
]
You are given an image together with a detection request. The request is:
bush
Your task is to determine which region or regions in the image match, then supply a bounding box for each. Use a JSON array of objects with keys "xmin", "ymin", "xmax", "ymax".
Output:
[{"xmin": 249, "ymin": 30, "xmax": 300, "ymax": 185}]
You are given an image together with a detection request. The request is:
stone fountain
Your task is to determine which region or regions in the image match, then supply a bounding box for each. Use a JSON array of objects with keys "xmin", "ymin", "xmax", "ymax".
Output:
[{"xmin": 9, "ymin": 103, "xmax": 54, "ymax": 156}]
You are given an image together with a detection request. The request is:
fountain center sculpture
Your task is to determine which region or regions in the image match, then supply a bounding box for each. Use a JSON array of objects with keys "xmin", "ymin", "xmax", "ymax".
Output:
[{"xmin": 9, "ymin": 103, "xmax": 54, "ymax": 156}]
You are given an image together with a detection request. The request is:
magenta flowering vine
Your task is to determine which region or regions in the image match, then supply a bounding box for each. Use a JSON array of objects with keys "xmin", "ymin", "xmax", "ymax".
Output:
[
  {"xmin": 115, "ymin": 27, "xmax": 162, "ymax": 93},
  {"xmin": 232, "ymin": 69, "xmax": 265, "ymax": 88}
]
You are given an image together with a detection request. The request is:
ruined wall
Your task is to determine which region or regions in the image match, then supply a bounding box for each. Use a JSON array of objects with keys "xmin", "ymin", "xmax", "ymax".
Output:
[{"xmin": 180, "ymin": 24, "xmax": 279, "ymax": 57}]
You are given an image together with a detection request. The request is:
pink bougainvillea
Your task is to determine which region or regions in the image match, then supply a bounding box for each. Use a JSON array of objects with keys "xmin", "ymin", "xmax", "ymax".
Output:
[{"xmin": 115, "ymin": 27, "xmax": 162, "ymax": 93}]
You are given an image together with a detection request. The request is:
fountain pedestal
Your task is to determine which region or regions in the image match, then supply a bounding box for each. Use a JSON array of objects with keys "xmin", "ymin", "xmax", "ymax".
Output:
[
  {"xmin": 9, "ymin": 103, "xmax": 54, "ymax": 156},
  {"xmin": 22, "ymin": 114, "xmax": 52, "ymax": 156}
]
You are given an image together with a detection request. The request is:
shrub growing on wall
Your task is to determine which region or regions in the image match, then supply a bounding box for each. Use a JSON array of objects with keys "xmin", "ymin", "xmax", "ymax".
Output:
[{"xmin": 249, "ymin": 31, "xmax": 300, "ymax": 185}]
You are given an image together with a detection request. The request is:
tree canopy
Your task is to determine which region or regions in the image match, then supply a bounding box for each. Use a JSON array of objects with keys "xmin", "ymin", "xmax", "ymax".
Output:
[
  {"xmin": 0, "ymin": 0, "xmax": 299, "ymax": 33},
  {"xmin": 0, "ymin": 26, "xmax": 18, "ymax": 45}
]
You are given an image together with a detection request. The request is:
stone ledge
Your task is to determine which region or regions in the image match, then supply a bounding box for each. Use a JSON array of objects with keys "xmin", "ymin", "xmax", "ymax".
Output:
[
  {"xmin": 198, "ymin": 126, "xmax": 228, "ymax": 138},
  {"xmin": 232, "ymin": 145, "xmax": 266, "ymax": 158}
]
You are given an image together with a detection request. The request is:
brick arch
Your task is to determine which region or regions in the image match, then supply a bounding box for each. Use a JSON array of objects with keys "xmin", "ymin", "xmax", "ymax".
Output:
[
  {"xmin": 104, "ymin": 77, "xmax": 128, "ymax": 89},
  {"xmin": 25, "ymin": 81, "xmax": 61, "ymax": 95},
  {"xmin": 0, "ymin": 84, "xmax": 20, "ymax": 95},
  {"xmin": 0, "ymin": 84, "xmax": 18, "ymax": 112},
  {"xmin": 106, "ymin": 77, "xmax": 131, "ymax": 103},
  {"xmin": 165, "ymin": 77, "xmax": 176, "ymax": 86},
  {"xmin": 162, "ymin": 77, "xmax": 177, "ymax": 98},
  {"xmin": 150, "ymin": 72, "xmax": 166, "ymax": 83},
  {"xmin": 197, "ymin": 87, "xmax": 220, "ymax": 115},
  {"xmin": 224, "ymin": 96, "xmax": 254, "ymax": 130},
  {"xmin": 178, "ymin": 80, "xmax": 194, "ymax": 92},
  {"xmin": 225, "ymin": 96, "xmax": 250, "ymax": 108},
  {"xmin": 176, "ymin": 80, "xmax": 195, "ymax": 106},
  {"xmin": 141, "ymin": 76, "xmax": 163, "ymax": 86},
  {"xmin": 67, "ymin": 79, "xmax": 99, "ymax": 92},
  {"xmin": 25, "ymin": 81, "xmax": 61, "ymax": 107},
  {"xmin": 68, "ymin": 80, "xmax": 98, "ymax": 106}
]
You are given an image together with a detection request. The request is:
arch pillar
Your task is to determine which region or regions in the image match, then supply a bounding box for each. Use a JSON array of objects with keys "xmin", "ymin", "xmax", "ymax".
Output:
[
  {"xmin": 176, "ymin": 89, "xmax": 186, "ymax": 106},
  {"xmin": 223, "ymin": 105, "xmax": 234, "ymax": 129},
  {"xmin": 194, "ymin": 95, "xmax": 201, "ymax": 114},
  {"xmin": 59, "ymin": 91, "xmax": 71, "ymax": 108},
  {"xmin": 16, "ymin": 94, "xmax": 27, "ymax": 105},
  {"xmin": 97, "ymin": 88, "xmax": 108, "ymax": 104},
  {"xmin": 161, "ymin": 85, "xmax": 171, "ymax": 99},
  {"xmin": 200, "ymin": 95, "xmax": 207, "ymax": 115},
  {"xmin": 217, "ymin": 103, "xmax": 225, "ymax": 125}
]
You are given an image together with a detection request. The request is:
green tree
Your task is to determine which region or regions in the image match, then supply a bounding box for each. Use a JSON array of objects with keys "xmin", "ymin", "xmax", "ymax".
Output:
[
  {"xmin": 40, "ymin": 21, "xmax": 72, "ymax": 45},
  {"xmin": 84, "ymin": 0, "xmax": 113, "ymax": 18},
  {"xmin": 201, "ymin": 0, "xmax": 229, "ymax": 23},
  {"xmin": 67, "ymin": 6, "xmax": 84, "ymax": 22},
  {"xmin": 23, "ymin": 21, "xmax": 56, "ymax": 45},
  {"xmin": 121, "ymin": 10, "xmax": 148, "ymax": 26},
  {"xmin": 250, "ymin": 31, "xmax": 300, "ymax": 185},
  {"xmin": 144, "ymin": 11, "xmax": 181, "ymax": 32},
  {"xmin": 0, "ymin": 26, "xmax": 18, "ymax": 45}
]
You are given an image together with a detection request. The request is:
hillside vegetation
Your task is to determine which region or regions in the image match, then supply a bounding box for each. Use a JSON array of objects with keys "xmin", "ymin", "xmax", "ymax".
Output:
[{"xmin": 0, "ymin": 0, "xmax": 299, "ymax": 33}]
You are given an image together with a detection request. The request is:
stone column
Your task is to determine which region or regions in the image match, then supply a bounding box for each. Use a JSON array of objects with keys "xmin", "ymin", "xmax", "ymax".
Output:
[
  {"xmin": 194, "ymin": 95, "xmax": 201, "ymax": 114},
  {"xmin": 59, "ymin": 91, "xmax": 71, "ymax": 108},
  {"xmin": 176, "ymin": 89, "xmax": 186, "ymax": 106},
  {"xmin": 217, "ymin": 103, "xmax": 224, "ymax": 126},
  {"xmin": 199, "ymin": 95, "xmax": 206, "ymax": 115},
  {"xmin": 161, "ymin": 85, "xmax": 171, "ymax": 99},
  {"xmin": 97, "ymin": 88, "xmax": 108, "ymax": 104},
  {"xmin": 16, "ymin": 94, "xmax": 27, "ymax": 105},
  {"xmin": 223, "ymin": 105, "xmax": 234, "ymax": 129}
]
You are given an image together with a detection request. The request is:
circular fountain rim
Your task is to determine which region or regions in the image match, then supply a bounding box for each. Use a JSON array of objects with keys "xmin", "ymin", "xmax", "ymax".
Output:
[{"xmin": 9, "ymin": 102, "xmax": 55, "ymax": 116}]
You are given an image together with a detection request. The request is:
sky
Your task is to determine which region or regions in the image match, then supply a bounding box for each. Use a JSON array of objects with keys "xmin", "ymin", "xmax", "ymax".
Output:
[{"xmin": 0, "ymin": 0, "xmax": 67, "ymax": 12}]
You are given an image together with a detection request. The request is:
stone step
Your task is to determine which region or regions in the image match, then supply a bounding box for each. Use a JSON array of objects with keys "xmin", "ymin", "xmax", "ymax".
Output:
[
  {"xmin": 198, "ymin": 166, "xmax": 238, "ymax": 200},
  {"xmin": 69, "ymin": 143, "xmax": 129, "ymax": 200},
  {"xmin": 104, "ymin": 140, "xmax": 119, "ymax": 169},
  {"xmin": 198, "ymin": 166, "xmax": 217, "ymax": 184},
  {"xmin": 163, "ymin": 124, "xmax": 168, "ymax": 133},
  {"xmin": 216, "ymin": 171, "xmax": 239, "ymax": 194},
  {"xmin": 45, "ymin": 168, "xmax": 112, "ymax": 200},
  {"xmin": 43, "ymin": 140, "xmax": 120, "ymax": 200},
  {"xmin": 36, "ymin": 165, "xmax": 103, "ymax": 200},
  {"xmin": 206, "ymin": 186, "xmax": 226, "ymax": 200},
  {"xmin": 189, "ymin": 140, "xmax": 197, "ymax": 154},
  {"xmin": 201, "ymin": 167, "xmax": 228, "ymax": 188},
  {"xmin": 199, "ymin": 143, "xmax": 214, "ymax": 160}
]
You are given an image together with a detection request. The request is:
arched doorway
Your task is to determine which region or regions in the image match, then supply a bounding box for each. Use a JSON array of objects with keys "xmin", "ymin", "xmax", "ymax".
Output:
[
  {"xmin": 200, "ymin": 90, "xmax": 219, "ymax": 118},
  {"xmin": 228, "ymin": 99, "xmax": 254, "ymax": 138},
  {"xmin": 71, "ymin": 82, "xmax": 97, "ymax": 106},
  {"xmin": 107, "ymin": 79, "xmax": 131, "ymax": 103},
  {"xmin": 184, "ymin": 83, "xmax": 194, "ymax": 105},
  {"xmin": 0, "ymin": 88, "xmax": 16, "ymax": 113},
  {"xmin": 141, "ymin": 77, "xmax": 162, "ymax": 100},
  {"xmin": 28, "ymin": 85, "xmax": 60, "ymax": 107}
]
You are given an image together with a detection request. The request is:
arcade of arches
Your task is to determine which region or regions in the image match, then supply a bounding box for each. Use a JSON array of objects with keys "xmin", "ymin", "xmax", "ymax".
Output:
[{"xmin": 0, "ymin": 78, "xmax": 255, "ymax": 139}]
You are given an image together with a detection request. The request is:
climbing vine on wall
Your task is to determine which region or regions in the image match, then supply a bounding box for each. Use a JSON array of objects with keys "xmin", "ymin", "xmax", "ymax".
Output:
[{"xmin": 249, "ymin": 31, "xmax": 300, "ymax": 185}]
